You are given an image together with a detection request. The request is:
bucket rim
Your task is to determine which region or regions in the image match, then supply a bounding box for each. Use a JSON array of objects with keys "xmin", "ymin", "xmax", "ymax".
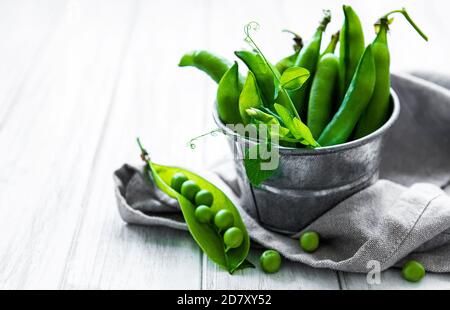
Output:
[{"xmin": 213, "ymin": 88, "xmax": 400, "ymax": 155}]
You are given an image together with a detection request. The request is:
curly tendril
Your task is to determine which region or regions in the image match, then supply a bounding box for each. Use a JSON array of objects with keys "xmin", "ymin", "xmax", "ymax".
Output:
[
  {"xmin": 243, "ymin": 22, "xmax": 281, "ymax": 84},
  {"xmin": 244, "ymin": 21, "xmax": 260, "ymax": 49},
  {"xmin": 187, "ymin": 128, "xmax": 223, "ymax": 149}
]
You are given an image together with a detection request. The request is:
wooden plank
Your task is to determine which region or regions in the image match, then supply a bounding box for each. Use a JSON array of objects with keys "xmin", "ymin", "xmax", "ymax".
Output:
[
  {"xmin": 0, "ymin": 0, "xmax": 137, "ymax": 289},
  {"xmin": 340, "ymin": 270, "xmax": 450, "ymax": 290},
  {"xmin": 60, "ymin": 0, "xmax": 211, "ymax": 289},
  {"xmin": 0, "ymin": 0, "xmax": 67, "ymax": 123},
  {"xmin": 203, "ymin": 249, "xmax": 340, "ymax": 289}
]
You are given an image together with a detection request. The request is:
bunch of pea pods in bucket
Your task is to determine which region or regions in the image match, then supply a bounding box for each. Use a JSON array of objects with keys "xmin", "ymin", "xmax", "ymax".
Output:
[{"xmin": 179, "ymin": 5, "xmax": 428, "ymax": 234}]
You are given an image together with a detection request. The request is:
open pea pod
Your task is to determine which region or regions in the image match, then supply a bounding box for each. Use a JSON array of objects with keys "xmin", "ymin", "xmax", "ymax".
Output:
[{"xmin": 138, "ymin": 141, "xmax": 251, "ymax": 274}]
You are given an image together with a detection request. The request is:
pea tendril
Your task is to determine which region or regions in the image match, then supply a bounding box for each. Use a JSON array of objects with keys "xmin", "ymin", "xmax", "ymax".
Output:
[
  {"xmin": 379, "ymin": 8, "xmax": 428, "ymax": 41},
  {"xmin": 244, "ymin": 22, "xmax": 280, "ymax": 84},
  {"xmin": 187, "ymin": 128, "xmax": 223, "ymax": 149},
  {"xmin": 243, "ymin": 22, "xmax": 301, "ymax": 120}
]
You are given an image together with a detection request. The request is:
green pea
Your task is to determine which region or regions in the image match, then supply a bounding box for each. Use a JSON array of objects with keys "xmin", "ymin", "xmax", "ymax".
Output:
[
  {"xmin": 214, "ymin": 209, "xmax": 234, "ymax": 230},
  {"xmin": 194, "ymin": 205, "xmax": 214, "ymax": 224},
  {"xmin": 260, "ymin": 250, "xmax": 282, "ymax": 274},
  {"xmin": 180, "ymin": 180, "xmax": 201, "ymax": 202},
  {"xmin": 300, "ymin": 231, "xmax": 320, "ymax": 253},
  {"xmin": 223, "ymin": 227, "xmax": 244, "ymax": 250},
  {"xmin": 170, "ymin": 172, "xmax": 189, "ymax": 193},
  {"xmin": 195, "ymin": 189, "xmax": 214, "ymax": 207},
  {"xmin": 402, "ymin": 260, "xmax": 426, "ymax": 283}
]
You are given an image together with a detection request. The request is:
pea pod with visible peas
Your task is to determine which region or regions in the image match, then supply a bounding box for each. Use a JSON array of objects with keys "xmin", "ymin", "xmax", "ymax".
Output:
[
  {"xmin": 307, "ymin": 32, "xmax": 340, "ymax": 139},
  {"xmin": 318, "ymin": 45, "xmax": 376, "ymax": 146},
  {"xmin": 339, "ymin": 5, "xmax": 365, "ymax": 99},
  {"xmin": 179, "ymin": 50, "xmax": 232, "ymax": 83},
  {"xmin": 137, "ymin": 139, "xmax": 252, "ymax": 274},
  {"xmin": 290, "ymin": 10, "xmax": 331, "ymax": 118},
  {"xmin": 354, "ymin": 9, "xmax": 428, "ymax": 138}
]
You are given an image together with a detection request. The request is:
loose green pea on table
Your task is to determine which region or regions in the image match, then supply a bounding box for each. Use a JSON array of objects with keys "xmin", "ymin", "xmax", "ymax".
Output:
[
  {"xmin": 300, "ymin": 231, "xmax": 320, "ymax": 253},
  {"xmin": 260, "ymin": 250, "xmax": 282, "ymax": 274},
  {"xmin": 402, "ymin": 260, "xmax": 426, "ymax": 283}
]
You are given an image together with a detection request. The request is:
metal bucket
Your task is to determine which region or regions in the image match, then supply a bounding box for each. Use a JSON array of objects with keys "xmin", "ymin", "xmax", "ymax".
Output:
[{"xmin": 213, "ymin": 90, "xmax": 400, "ymax": 235}]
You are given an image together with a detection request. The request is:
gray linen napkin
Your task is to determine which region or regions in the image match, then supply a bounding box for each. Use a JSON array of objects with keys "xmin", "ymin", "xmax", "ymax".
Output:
[{"xmin": 114, "ymin": 72, "xmax": 450, "ymax": 273}]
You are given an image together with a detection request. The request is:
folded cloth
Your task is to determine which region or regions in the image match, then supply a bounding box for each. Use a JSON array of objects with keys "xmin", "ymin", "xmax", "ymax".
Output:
[{"xmin": 114, "ymin": 72, "xmax": 450, "ymax": 273}]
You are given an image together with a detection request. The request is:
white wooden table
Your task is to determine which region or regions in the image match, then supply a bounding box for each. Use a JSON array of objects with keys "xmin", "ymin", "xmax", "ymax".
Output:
[{"xmin": 1, "ymin": 0, "xmax": 449, "ymax": 290}]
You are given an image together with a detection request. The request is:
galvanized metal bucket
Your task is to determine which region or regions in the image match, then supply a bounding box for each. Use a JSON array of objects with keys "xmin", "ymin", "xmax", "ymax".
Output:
[{"xmin": 213, "ymin": 90, "xmax": 400, "ymax": 235}]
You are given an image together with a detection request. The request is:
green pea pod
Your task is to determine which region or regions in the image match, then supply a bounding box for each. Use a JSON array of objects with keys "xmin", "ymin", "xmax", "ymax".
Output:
[
  {"xmin": 246, "ymin": 107, "xmax": 279, "ymax": 125},
  {"xmin": 272, "ymin": 67, "xmax": 310, "ymax": 117},
  {"xmin": 318, "ymin": 45, "xmax": 376, "ymax": 146},
  {"xmin": 239, "ymin": 71, "xmax": 264, "ymax": 124},
  {"xmin": 245, "ymin": 108, "xmax": 295, "ymax": 144},
  {"xmin": 354, "ymin": 24, "xmax": 390, "ymax": 139},
  {"xmin": 355, "ymin": 9, "xmax": 428, "ymax": 138},
  {"xmin": 179, "ymin": 50, "xmax": 232, "ymax": 83},
  {"xmin": 339, "ymin": 5, "xmax": 365, "ymax": 99},
  {"xmin": 275, "ymin": 52, "xmax": 299, "ymax": 75},
  {"xmin": 217, "ymin": 62, "xmax": 244, "ymax": 124},
  {"xmin": 137, "ymin": 141, "xmax": 252, "ymax": 274},
  {"xmin": 275, "ymin": 30, "xmax": 303, "ymax": 74},
  {"xmin": 274, "ymin": 103, "xmax": 319, "ymax": 148},
  {"xmin": 235, "ymin": 50, "xmax": 277, "ymax": 108},
  {"xmin": 307, "ymin": 54, "xmax": 340, "ymax": 140},
  {"xmin": 290, "ymin": 10, "xmax": 331, "ymax": 118},
  {"xmin": 307, "ymin": 32, "xmax": 340, "ymax": 139},
  {"xmin": 321, "ymin": 31, "xmax": 340, "ymax": 57}
]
